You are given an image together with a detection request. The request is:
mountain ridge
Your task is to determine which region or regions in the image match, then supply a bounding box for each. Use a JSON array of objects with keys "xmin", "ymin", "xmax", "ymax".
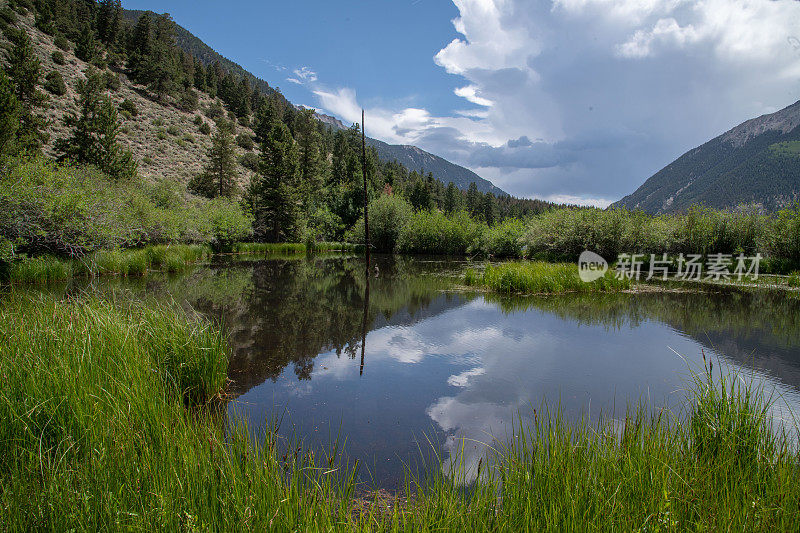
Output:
[
  {"xmin": 613, "ymin": 100, "xmax": 800, "ymax": 213},
  {"xmin": 123, "ymin": 8, "xmax": 508, "ymax": 197}
]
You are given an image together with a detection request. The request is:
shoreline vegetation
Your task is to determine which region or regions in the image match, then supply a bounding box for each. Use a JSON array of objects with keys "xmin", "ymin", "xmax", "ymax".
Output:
[
  {"xmin": 1, "ymin": 293, "xmax": 798, "ymax": 530},
  {"xmin": 4, "ymin": 242, "xmax": 361, "ymax": 284},
  {"xmin": 464, "ymin": 261, "xmax": 632, "ymax": 294}
]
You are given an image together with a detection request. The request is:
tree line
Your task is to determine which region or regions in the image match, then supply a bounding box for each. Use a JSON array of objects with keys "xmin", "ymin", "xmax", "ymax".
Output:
[{"xmin": 1, "ymin": 0, "xmax": 562, "ymax": 247}]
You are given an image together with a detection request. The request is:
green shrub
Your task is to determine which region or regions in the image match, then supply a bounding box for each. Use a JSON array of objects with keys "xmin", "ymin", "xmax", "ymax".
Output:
[
  {"xmin": 482, "ymin": 218, "xmax": 526, "ymax": 257},
  {"xmin": 193, "ymin": 115, "xmax": 203, "ymax": 126},
  {"xmin": 239, "ymin": 151, "xmax": 259, "ymax": 171},
  {"xmin": 153, "ymin": 117, "xmax": 165, "ymax": 127},
  {"xmin": 179, "ymin": 88, "xmax": 198, "ymax": 112},
  {"xmin": 205, "ymin": 101, "xmax": 224, "ymax": 120},
  {"xmin": 397, "ymin": 209, "xmax": 484, "ymax": 255},
  {"xmin": 236, "ymin": 133, "xmax": 254, "ymax": 150},
  {"xmin": 51, "ymin": 50, "xmax": 65, "ymax": 65},
  {"xmin": 0, "ymin": 157, "xmax": 252, "ymax": 256},
  {"xmin": 119, "ymin": 98, "xmax": 138, "ymax": 117},
  {"xmin": 103, "ymin": 71, "xmax": 120, "ymax": 91},
  {"xmin": 43, "ymin": 71, "xmax": 66, "ymax": 96},
  {"xmin": 348, "ymin": 194, "xmax": 412, "ymax": 253},
  {"xmin": 167, "ymin": 124, "xmax": 180, "ymax": 136},
  {"xmin": 0, "ymin": 7, "xmax": 17, "ymax": 26},
  {"xmin": 199, "ymin": 122, "xmax": 211, "ymax": 135},
  {"xmin": 53, "ymin": 33, "xmax": 70, "ymax": 51}
]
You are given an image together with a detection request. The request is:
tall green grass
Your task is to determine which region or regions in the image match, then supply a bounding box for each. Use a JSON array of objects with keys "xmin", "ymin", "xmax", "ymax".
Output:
[
  {"xmin": 0, "ymin": 295, "xmax": 357, "ymax": 530},
  {"xmin": 8, "ymin": 245, "xmax": 212, "ymax": 284},
  {"xmin": 402, "ymin": 366, "xmax": 799, "ymax": 531},
  {"xmin": 465, "ymin": 261, "xmax": 632, "ymax": 294},
  {"xmin": 0, "ymin": 294, "xmax": 797, "ymax": 529}
]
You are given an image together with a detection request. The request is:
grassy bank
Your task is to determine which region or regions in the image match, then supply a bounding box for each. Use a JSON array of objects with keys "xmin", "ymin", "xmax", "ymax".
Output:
[
  {"xmin": 464, "ymin": 261, "xmax": 632, "ymax": 294},
  {"xmin": 6, "ymin": 242, "xmax": 361, "ymax": 284},
  {"xmin": 0, "ymin": 295, "xmax": 798, "ymax": 530},
  {"xmin": 0, "ymin": 294, "xmax": 355, "ymax": 530},
  {"xmin": 8, "ymin": 244, "xmax": 212, "ymax": 284}
]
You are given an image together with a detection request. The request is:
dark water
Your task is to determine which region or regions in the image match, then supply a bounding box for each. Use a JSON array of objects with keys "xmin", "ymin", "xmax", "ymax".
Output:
[{"xmin": 51, "ymin": 254, "xmax": 800, "ymax": 487}]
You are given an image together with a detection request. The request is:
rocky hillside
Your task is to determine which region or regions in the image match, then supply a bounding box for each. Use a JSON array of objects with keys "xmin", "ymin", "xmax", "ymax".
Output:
[
  {"xmin": 3, "ymin": 11, "xmax": 258, "ymax": 190},
  {"xmin": 614, "ymin": 100, "xmax": 800, "ymax": 213}
]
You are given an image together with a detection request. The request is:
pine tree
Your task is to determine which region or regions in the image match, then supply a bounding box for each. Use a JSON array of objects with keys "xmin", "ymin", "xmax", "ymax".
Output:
[
  {"xmin": 189, "ymin": 119, "xmax": 238, "ymax": 198},
  {"xmin": 444, "ymin": 182, "xmax": 461, "ymax": 214},
  {"xmin": 248, "ymin": 121, "xmax": 301, "ymax": 242},
  {"xmin": 408, "ymin": 176, "xmax": 433, "ymax": 211},
  {"xmin": 129, "ymin": 12, "xmax": 152, "ymax": 57},
  {"xmin": 235, "ymin": 76, "xmax": 252, "ymax": 117},
  {"xmin": 0, "ymin": 70, "xmax": 20, "ymax": 159},
  {"xmin": 466, "ymin": 182, "xmax": 481, "ymax": 218},
  {"xmin": 295, "ymin": 108, "xmax": 324, "ymax": 212},
  {"xmin": 97, "ymin": 0, "xmax": 122, "ymax": 47},
  {"xmin": 254, "ymin": 98, "xmax": 278, "ymax": 146},
  {"xmin": 56, "ymin": 68, "xmax": 136, "ymax": 180},
  {"xmin": 74, "ymin": 23, "xmax": 99, "ymax": 63},
  {"xmin": 4, "ymin": 30, "xmax": 48, "ymax": 154},
  {"xmin": 482, "ymin": 192, "xmax": 498, "ymax": 225}
]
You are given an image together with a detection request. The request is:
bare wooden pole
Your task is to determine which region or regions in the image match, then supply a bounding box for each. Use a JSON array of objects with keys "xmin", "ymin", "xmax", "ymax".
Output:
[
  {"xmin": 360, "ymin": 109, "xmax": 370, "ymax": 376},
  {"xmin": 361, "ymin": 109, "xmax": 370, "ymax": 270}
]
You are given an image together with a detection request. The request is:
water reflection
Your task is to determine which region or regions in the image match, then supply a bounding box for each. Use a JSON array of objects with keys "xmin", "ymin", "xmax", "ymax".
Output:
[{"xmin": 45, "ymin": 255, "xmax": 800, "ymax": 488}]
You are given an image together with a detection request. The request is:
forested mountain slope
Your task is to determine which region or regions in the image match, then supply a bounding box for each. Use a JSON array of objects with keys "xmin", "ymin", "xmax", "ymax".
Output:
[{"xmin": 614, "ymin": 101, "xmax": 800, "ymax": 213}]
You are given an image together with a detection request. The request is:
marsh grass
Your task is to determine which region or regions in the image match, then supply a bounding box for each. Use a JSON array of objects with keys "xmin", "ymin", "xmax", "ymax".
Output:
[
  {"xmin": 0, "ymin": 293, "xmax": 797, "ymax": 530},
  {"xmin": 465, "ymin": 261, "xmax": 632, "ymax": 294},
  {"xmin": 0, "ymin": 294, "xmax": 358, "ymax": 530},
  {"xmin": 390, "ymin": 362, "xmax": 800, "ymax": 532},
  {"xmin": 8, "ymin": 245, "xmax": 214, "ymax": 284}
]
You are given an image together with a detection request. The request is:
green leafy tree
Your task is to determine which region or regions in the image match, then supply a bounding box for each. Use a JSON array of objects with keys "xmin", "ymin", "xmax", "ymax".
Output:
[
  {"xmin": 248, "ymin": 121, "xmax": 301, "ymax": 242},
  {"xmin": 56, "ymin": 68, "xmax": 137, "ymax": 180},
  {"xmin": 44, "ymin": 71, "xmax": 66, "ymax": 95},
  {"xmin": 189, "ymin": 119, "xmax": 239, "ymax": 198}
]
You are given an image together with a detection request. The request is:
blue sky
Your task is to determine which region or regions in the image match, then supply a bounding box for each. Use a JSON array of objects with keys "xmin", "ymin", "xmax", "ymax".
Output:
[{"xmin": 126, "ymin": 1, "xmax": 800, "ymax": 205}]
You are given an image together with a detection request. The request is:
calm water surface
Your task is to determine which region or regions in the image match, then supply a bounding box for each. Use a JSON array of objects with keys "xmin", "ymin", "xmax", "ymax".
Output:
[{"xmin": 67, "ymin": 254, "xmax": 800, "ymax": 487}]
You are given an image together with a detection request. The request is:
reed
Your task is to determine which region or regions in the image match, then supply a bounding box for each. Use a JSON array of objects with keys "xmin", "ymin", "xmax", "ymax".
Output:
[
  {"xmin": 7, "ymin": 244, "xmax": 213, "ymax": 284},
  {"xmin": 465, "ymin": 261, "xmax": 632, "ymax": 294},
  {"xmin": 0, "ymin": 294, "xmax": 356, "ymax": 530},
  {"xmin": 0, "ymin": 294, "xmax": 797, "ymax": 530}
]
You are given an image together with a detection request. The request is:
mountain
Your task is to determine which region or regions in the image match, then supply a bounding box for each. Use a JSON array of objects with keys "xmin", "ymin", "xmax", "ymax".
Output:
[
  {"xmin": 367, "ymin": 138, "xmax": 506, "ymax": 196},
  {"xmin": 613, "ymin": 100, "xmax": 800, "ymax": 213},
  {"xmin": 309, "ymin": 112, "xmax": 506, "ymax": 195},
  {"xmin": 122, "ymin": 9, "xmax": 507, "ymax": 197}
]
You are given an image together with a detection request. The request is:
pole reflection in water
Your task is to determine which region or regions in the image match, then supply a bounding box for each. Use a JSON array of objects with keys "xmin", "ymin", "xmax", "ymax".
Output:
[{"xmin": 360, "ymin": 262, "xmax": 370, "ymax": 376}]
